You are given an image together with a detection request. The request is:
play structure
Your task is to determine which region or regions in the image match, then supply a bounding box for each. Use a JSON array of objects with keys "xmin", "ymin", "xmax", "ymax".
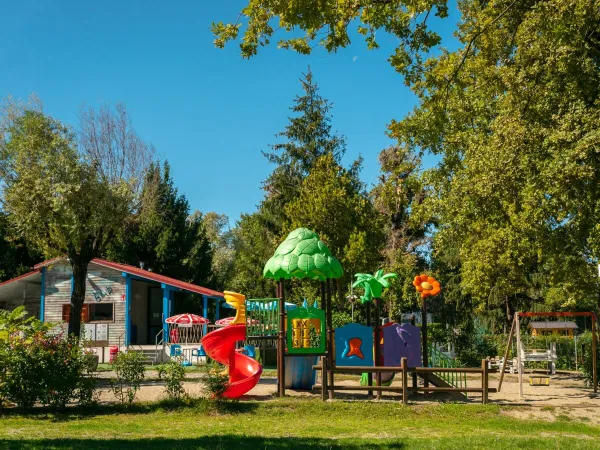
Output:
[
  {"xmin": 200, "ymin": 292, "xmax": 263, "ymax": 398},
  {"xmin": 259, "ymin": 227, "xmax": 496, "ymax": 403},
  {"xmin": 498, "ymin": 311, "xmax": 598, "ymax": 397}
]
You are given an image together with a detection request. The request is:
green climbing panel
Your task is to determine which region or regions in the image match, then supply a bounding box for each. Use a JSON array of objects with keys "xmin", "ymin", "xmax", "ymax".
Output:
[
  {"xmin": 286, "ymin": 300, "xmax": 326, "ymax": 354},
  {"xmin": 246, "ymin": 298, "xmax": 280, "ymax": 338}
]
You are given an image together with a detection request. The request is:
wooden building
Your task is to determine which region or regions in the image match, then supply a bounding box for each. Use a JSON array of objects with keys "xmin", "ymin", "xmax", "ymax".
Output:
[
  {"xmin": 528, "ymin": 321, "xmax": 578, "ymax": 338},
  {"xmin": 0, "ymin": 257, "xmax": 224, "ymax": 349}
]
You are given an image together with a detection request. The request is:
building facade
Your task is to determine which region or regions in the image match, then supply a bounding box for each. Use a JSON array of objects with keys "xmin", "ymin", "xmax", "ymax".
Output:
[{"xmin": 0, "ymin": 258, "xmax": 224, "ymax": 347}]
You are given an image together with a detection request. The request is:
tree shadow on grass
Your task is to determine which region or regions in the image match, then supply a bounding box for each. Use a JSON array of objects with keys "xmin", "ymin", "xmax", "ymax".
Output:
[
  {"xmin": 0, "ymin": 437, "xmax": 406, "ymax": 449},
  {"xmin": 0, "ymin": 398, "xmax": 258, "ymax": 422}
]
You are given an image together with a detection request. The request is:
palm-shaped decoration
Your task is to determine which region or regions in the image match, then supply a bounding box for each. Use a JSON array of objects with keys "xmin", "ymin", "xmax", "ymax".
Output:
[{"xmin": 352, "ymin": 269, "xmax": 398, "ymax": 304}]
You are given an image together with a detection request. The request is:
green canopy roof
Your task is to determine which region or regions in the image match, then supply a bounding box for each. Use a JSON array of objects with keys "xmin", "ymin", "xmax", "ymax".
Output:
[{"xmin": 263, "ymin": 228, "xmax": 343, "ymax": 281}]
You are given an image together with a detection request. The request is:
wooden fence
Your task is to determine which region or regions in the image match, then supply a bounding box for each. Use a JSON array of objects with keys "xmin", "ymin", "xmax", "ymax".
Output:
[{"xmin": 313, "ymin": 358, "xmax": 496, "ymax": 404}]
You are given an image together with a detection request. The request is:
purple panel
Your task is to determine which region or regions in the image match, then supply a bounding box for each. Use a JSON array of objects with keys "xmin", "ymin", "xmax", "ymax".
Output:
[{"xmin": 383, "ymin": 323, "xmax": 422, "ymax": 368}]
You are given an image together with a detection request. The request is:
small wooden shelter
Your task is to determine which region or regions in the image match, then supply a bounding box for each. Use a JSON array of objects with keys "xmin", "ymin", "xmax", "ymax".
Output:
[{"xmin": 529, "ymin": 321, "xmax": 578, "ymax": 338}]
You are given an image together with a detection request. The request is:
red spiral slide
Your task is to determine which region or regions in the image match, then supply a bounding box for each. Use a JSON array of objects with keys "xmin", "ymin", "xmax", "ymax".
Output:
[{"xmin": 201, "ymin": 324, "xmax": 262, "ymax": 398}]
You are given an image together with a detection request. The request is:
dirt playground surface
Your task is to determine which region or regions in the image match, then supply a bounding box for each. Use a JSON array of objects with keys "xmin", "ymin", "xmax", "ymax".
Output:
[{"xmin": 95, "ymin": 370, "xmax": 600, "ymax": 423}]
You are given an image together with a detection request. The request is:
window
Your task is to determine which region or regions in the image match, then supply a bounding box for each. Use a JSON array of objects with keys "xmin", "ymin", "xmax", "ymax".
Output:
[
  {"xmin": 62, "ymin": 303, "xmax": 113, "ymax": 322},
  {"xmin": 62, "ymin": 304, "xmax": 89, "ymax": 322},
  {"xmin": 89, "ymin": 303, "xmax": 114, "ymax": 322}
]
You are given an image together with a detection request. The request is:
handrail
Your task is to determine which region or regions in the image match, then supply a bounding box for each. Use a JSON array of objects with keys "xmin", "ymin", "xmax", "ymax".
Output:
[
  {"xmin": 155, "ymin": 329, "xmax": 164, "ymax": 364},
  {"xmin": 117, "ymin": 330, "xmax": 126, "ymax": 350},
  {"xmin": 429, "ymin": 345, "xmax": 467, "ymax": 390}
]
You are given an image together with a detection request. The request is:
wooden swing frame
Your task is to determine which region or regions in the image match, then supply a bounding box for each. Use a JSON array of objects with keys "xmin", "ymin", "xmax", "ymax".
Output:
[{"xmin": 498, "ymin": 311, "xmax": 598, "ymax": 398}]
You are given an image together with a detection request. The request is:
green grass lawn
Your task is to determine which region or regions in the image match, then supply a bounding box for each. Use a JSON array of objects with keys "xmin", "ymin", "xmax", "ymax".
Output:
[{"xmin": 0, "ymin": 398, "xmax": 598, "ymax": 449}]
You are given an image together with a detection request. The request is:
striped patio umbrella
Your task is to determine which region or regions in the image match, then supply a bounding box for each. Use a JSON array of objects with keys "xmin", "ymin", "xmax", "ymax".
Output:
[{"xmin": 165, "ymin": 313, "xmax": 209, "ymax": 325}]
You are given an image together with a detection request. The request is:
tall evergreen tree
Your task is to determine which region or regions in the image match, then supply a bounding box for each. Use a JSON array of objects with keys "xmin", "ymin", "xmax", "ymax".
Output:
[
  {"xmin": 106, "ymin": 161, "xmax": 212, "ymax": 286},
  {"xmin": 261, "ymin": 67, "xmax": 346, "ymax": 229}
]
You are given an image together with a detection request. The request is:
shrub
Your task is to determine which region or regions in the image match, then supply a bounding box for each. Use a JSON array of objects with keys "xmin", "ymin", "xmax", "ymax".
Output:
[
  {"xmin": 0, "ymin": 308, "xmax": 96, "ymax": 410},
  {"xmin": 200, "ymin": 361, "xmax": 229, "ymax": 400},
  {"xmin": 331, "ymin": 311, "xmax": 353, "ymax": 329},
  {"xmin": 110, "ymin": 351, "xmax": 145, "ymax": 405},
  {"xmin": 578, "ymin": 332, "xmax": 600, "ymax": 388},
  {"xmin": 157, "ymin": 357, "xmax": 187, "ymax": 400}
]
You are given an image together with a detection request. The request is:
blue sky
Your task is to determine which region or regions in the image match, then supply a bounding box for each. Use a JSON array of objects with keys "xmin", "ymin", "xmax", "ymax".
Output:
[{"xmin": 1, "ymin": 1, "xmax": 459, "ymax": 223}]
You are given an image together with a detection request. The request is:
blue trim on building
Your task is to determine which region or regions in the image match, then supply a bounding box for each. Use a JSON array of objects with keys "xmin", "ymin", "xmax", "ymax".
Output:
[
  {"xmin": 124, "ymin": 274, "xmax": 132, "ymax": 346},
  {"xmin": 40, "ymin": 267, "xmax": 46, "ymax": 321},
  {"xmin": 203, "ymin": 295, "xmax": 208, "ymax": 335},
  {"xmin": 163, "ymin": 286, "xmax": 170, "ymax": 342}
]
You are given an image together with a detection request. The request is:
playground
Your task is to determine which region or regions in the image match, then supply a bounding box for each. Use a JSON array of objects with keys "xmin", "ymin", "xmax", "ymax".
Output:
[{"xmin": 66, "ymin": 226, "xmax": 597, "ymax": 412}]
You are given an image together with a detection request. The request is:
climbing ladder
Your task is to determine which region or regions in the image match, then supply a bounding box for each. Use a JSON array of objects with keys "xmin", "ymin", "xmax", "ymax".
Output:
[{"xmin": 428, "ymin": 345, "xmax": 468, "ymax": 390}]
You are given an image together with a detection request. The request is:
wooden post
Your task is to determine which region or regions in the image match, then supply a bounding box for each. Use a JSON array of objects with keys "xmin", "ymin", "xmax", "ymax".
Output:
[
  {"xmin": 482, "ymin": 359, "xmax": 489, "ymax": 404},
  {"xmin": 401, "ymin": 357, "xmax": 408, "ymax": 405},
  {"xmin": 278, "ymin": 280, "xmax": 286, "ymax": 397},
  {"xmin": 515, "ymin": 312, "xmax": 523, "ymax": 398},
  {"xmin": 275, "ymin": 281, "xmax": 281, "ymax": 394},
  {"xmin": 326, "ymin": 278, "xmax": 334, "ymax": 399},
  {"xmin": 374, "ymin": 298, "xmax": 382, "ymax": 400},
  {"xmin": 321, "ymin": 356, "xmax": 328, "ymax": 401},
  {"xmin": 421, "ymin": 296, "xmax": 429, "ymax": 390},
  {"xmin": 592, "ymin": 313, "xmax": 598, "ymax": 394},
  {"xmin": 366, "ymin": 301, "xmax": 373, "ymax": 396},
  {"xmin": 498, "ymin": 315, "xmax": 516, "ymax": 392},
  {"xmin": 411, "ymin": 314, "xmax": 417, "ymax": 393}
]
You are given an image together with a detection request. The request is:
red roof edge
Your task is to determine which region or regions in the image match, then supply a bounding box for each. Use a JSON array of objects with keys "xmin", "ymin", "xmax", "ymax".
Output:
[
  {"xmin": 33, "ymin": 257, "xmax": 64, "ymax": 270},
  {"xmin": 91, "ymin": 259, "xmax": 224, "ymax": 298},
  {"xmin": 30, "ymin": 257, "xmax": 224, "ymax": 298},
  {"xmin": 0, "ymin": 269, "xmax": 42, "ymax": 288}
]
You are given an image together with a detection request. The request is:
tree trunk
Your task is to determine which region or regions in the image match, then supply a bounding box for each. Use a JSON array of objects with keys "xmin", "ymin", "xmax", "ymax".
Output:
[
  {"xmin": 505, "ymin": 296, "xmax": 513, "ymax": 331},
  {"xmin": 68, "ymin": 260, "xmax": 89, "ymax": 338}
]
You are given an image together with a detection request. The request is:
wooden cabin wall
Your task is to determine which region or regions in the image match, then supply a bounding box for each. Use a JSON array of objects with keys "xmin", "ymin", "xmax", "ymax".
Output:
[{"xmin": 44, "ymin": 261, "xmax": 126, "ymax": 345}]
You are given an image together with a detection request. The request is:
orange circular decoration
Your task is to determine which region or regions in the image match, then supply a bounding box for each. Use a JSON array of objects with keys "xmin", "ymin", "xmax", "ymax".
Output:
[{"xmin": 413, "ymin": 274, "xmax": 441, "ymax": 298}]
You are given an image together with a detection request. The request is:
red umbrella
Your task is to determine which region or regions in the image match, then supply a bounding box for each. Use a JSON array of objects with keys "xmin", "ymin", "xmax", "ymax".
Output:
[
  {"xmin": 165, "ymin": 313, "xmax": 209, "ymax": 325},
  {"xmin": 215, "ymin": 317, "xmax": 260, "ymax": 327}
]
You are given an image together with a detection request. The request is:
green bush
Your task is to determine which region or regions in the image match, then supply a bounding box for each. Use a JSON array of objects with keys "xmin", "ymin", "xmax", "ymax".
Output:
[
  {"xmin": 0, "ymin": 307, "xmax": 97, "ymax": 410},
  {"xmin": 578, "ymin": 332, "xmax": 599, "ymax": 388},
  {"xmin": 331, "ymin": 311, "xmax": 353, "ymax": 329},
  {"xmin": 157, "ymin": 357, "xmax": 187, "ymax": 400},
  {"xmin": 110, "ymin": 351, "xmax": 145, "ymax": 405},
  {"xmin": 200, "ymin": 361, "xmax": 229, "ymax": 400}
]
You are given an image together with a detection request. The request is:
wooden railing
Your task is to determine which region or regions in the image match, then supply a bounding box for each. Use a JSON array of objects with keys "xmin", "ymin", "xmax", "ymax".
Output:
[{"xmin": 313, "ymin": 357, "xmax": 495, "ymax": 404}]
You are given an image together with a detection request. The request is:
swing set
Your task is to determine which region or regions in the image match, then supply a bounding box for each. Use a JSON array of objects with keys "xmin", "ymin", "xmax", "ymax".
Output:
[{"xmin": 498, "ymin": 311, "xmax": 598, "ymax": 398}]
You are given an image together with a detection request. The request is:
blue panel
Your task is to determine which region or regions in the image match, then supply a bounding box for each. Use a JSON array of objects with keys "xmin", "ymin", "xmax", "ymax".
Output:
[
  {"xmin": 203, "ymin": 295, "xmax": 208, "ymax": 335},
  {"xmin": 335, "ymin": 323, "xmax": 374, "ymax": 367},
  {"xmin": 40, "ymin": 267, "xmax": 46, "ymax": 321},
  {"xmin": 215, "ymin": 298, "xmax": 220, "ymax": 321},
  {"xmin": 163, "ymin": 286, "xmax": 170, "ymax": 342},
  {"xmin": 124, "ymin": 274, "xmax": 131, "ymax": 346}
]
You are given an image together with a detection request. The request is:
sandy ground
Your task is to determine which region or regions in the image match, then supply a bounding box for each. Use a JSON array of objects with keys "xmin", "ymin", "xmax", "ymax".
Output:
[{"xmin": 94, "ymin": 369, "xmax": 600, "ymax": 423}]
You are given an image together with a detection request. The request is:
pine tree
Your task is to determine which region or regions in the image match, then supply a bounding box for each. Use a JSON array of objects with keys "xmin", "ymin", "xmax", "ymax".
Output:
[{"xmin": 261, "ymin": 67, "xmax": 346, "ymax": 227}]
